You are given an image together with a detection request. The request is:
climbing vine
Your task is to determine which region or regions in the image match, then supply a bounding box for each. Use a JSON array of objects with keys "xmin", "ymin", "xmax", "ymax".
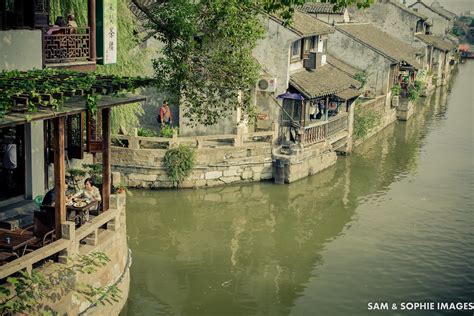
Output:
[
  {"xmin": 50, "ymin": 0, "xmax": 151, "ymax": 134},
  {"xmin": 353, "ymin": 101, "xmax": 381, "ymax": 139},
  {"xmin": 0, "ymin": 252, "xmax": 120, "ymax": 315},
  {"xmin": 163, "ymin": 145, "xmax": 195, "ymax": 187}
]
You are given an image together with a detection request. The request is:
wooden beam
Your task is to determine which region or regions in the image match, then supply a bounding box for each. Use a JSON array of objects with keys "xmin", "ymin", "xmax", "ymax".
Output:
[
  {"xmin": 88, "ymin": 0, "xmax": 97, "ymax": 61},
  {"xmin": 53, "ymin": 117, "xmax": 66, "ymax": 239},
  {"xmin": 102, "ymin": 108, "xmax": 111, "ymax": 211}
]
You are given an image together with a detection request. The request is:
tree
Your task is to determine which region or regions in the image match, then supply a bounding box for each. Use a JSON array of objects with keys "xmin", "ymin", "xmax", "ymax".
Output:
[{"xmin": 132, "ymin": 0, "xmax": 373, "ymax": 125}]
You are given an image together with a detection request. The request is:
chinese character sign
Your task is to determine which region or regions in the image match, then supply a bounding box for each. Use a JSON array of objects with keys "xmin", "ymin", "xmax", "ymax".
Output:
[{"xmin": 102, "ymin": 0, "xmax": 117, "ymax": 64}]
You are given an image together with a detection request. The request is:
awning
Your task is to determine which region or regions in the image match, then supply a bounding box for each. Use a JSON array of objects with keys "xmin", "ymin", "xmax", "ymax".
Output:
[
  {"xmin": 277, "ymin": 92, "xmax": 305, "ymax": 100},
  {"xmin": 335, "ymin": 88, "xmax": 361, "ymax": 101},
  {"xmin": 0, "ymin": 95, "xmax": 146, "ymax": 129}
]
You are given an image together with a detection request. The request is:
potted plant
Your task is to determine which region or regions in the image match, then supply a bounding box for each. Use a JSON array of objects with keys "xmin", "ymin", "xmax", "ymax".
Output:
[{"xmin": 113, "ymin": 182, "xmax": 127, "ymax": 194}]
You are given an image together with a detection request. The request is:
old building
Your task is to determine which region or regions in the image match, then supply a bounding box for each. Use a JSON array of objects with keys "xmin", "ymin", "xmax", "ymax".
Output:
[
  {"xmin": 300, "ymin": 2, "xmax": 350, "ymax": 24},
  {"xmin": 348, "ymin": 0, "xmax": 432, "ymax": 47},
  {"xmin": 328, "ymin": 23, "xmax": 422, "ymax": 120},
  {"xmin": 409, "ymin": 0, "xmax": 456, "ymax": 36}
]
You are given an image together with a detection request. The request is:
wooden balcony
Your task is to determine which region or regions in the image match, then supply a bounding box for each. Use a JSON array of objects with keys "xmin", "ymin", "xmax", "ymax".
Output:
[
  {"xmin": 302, "ymin": 113, "xmax": 349, "ymax": 147},
  {"xmin": 43, "ymin": 27, "xmax": 95, "ymax": 71}
]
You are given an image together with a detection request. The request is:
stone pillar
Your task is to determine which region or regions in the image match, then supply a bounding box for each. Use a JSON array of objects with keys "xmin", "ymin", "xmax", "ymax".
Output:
[
  {"xmin": 346, "ymin": 102, "xmax": 355, "ymax": 153},
  {"xmin": 24, "ymin": 121, "xmax": 45, "ymax": 199}
]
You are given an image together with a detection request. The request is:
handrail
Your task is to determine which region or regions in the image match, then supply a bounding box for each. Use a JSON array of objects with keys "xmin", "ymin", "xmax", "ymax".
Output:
[
  {"xmin": 43, "ymin": 27, "xmax": 91, "ymax": 64},
  {"xmin": 0, "ymin": 202, "xmax": 121, "ymax": 280}
]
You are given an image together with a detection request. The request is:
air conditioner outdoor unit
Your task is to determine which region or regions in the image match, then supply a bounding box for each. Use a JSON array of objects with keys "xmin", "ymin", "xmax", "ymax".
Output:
[{"xmin": 257, "ymin": 77, "xmax": 277, "ymax": 92}]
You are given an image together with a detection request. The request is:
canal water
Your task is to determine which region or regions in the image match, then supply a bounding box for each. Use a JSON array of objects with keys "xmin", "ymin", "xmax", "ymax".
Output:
[{"xmin": 121, "ymin": 62, "xmax": 474, "ymax": 316}]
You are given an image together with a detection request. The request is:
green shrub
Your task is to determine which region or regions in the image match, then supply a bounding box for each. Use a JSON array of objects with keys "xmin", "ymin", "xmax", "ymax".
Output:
[
  {"xmin": 408, "ymin": 85, "xmax": 419, "ymax": 101},
  {"xmin": 163, "ymin": 145, "xmax": 195, "ymax": 187},
  {"xmin": 159, "ymin": 125, "xmax": 175, "ymax": 138},
  {"xmin": 391, "ymin": 83, "xmax": 401, "ymax": 96},
  {"xmin": 353, "ymin": 103, "xmax": 381, "ymax": 139},
  {"xmin": 137, "ymin": 127, "xmax": 158, "ymax": 137}
]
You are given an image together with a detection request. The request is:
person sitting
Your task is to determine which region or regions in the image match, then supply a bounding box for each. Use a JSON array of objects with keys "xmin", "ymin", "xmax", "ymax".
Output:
[
  {"xmin": 67, "ymin": 14, "xmax": 78, "ymax": 33},
  {"xmin": 42, "ymin": 182, "xmax": 70, "ymax": 207},
  {"xmin": 46, "ymin": 16, "xmax": 66, "ymax": 35},
  {"xmin": 72, "ymin": 178, "xmax": 102, "ymax": 208}
]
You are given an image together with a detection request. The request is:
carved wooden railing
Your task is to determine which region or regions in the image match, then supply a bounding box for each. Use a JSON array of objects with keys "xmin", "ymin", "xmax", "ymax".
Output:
[
  {"xmin": 302, "ymin": 121, "xmax": 327, "ymax": 146},
  {"xmin": 43, "ymin": 27, "xmax": 91, "ymax": 64},
  {"xmin": 327, "ymin": 113, "xmax": 348, "ymax": 137}
]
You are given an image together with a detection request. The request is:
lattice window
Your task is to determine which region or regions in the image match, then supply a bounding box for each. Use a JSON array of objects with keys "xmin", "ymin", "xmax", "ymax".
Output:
[{"xmin": 86, "ymin": 110, "xmax": 103, "ymax": 153}]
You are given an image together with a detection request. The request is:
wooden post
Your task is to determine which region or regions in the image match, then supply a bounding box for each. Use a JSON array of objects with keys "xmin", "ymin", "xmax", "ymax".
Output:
[
  {"xmin": 102, "ymin": 108, "xmax": 111, "ymax": 211},
  {"xmin": 88, "ymin": 0, "xmax": 97, "ymax": 61},
  {"xmin": 53, "ymin": 117, "xmax": 66, "ymax": 239}
]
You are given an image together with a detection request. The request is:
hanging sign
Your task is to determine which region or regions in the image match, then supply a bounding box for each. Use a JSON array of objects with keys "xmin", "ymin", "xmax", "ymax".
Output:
[{"xmin": 97, "ymin": 0, "xmax": 117, "ymax": 64}]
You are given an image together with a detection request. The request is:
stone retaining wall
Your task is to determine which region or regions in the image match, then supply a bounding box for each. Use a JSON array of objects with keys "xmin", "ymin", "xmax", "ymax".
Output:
[{"xmin": 111, "ymin": 142, "xmax": 274, "ymax": 188}]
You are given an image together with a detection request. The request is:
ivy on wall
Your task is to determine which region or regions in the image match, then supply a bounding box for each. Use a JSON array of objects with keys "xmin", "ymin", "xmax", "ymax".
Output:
[{"xmin": 49, "ymin": 0, "xmax": 151, "ymax": 134}]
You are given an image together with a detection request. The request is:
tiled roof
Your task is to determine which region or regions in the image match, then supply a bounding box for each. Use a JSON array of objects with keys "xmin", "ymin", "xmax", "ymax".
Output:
[
  {"xmin": 408, "ymin": 0, "xmax": 455, "ymax": 20},
  {"xmin": 325, "ymin": 55, "xmax": 361, "ymax": 77},
  {"xmin": 270, "ymin": 10, "xmax": 334, "ymax": 37},
  {"xmin": 388, "ymin": 0, "xmax": 428, "ymax": 21},
  {"xmin": 335, "ymin": 88, "xmax": 361, "ymax": 100},
  {"xmin": 416, "ymin": 34, "xmax": 455, "ymax": 51},
  {"xmin": 431, "ymin": 1, "xmax": 457, "ymax": 20},
  {"xmin": 300, "ymin": 3, "xmax": 344, "ymax": 15},
  {"xmin": 335, "ymin": 23, "xmax": 421, "ymax": 69},
  {"xmin": 290, "ymin": 64, "xmax": 361, "ymax": 99}
]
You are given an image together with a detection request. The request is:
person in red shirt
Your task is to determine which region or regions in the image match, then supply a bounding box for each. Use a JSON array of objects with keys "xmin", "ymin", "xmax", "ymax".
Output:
[{"xmin": 158, "ymin": 100, "xmax": 172, "ymax": 127}]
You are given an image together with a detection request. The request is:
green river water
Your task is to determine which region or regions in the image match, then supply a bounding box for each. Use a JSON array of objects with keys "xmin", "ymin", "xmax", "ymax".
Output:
[{"xmin": 121, "ymin": 62, "xmax": 474, "ymax": 315}]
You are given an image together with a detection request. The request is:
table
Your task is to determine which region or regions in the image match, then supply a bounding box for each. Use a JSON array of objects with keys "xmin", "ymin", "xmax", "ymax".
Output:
[
  {"xmin": 0, "ymin": 231, "xmax": 36, "ymax": 256},
  {"xmin": 67, "ymin": 200, "xmax": 98, "ymax": 227}
]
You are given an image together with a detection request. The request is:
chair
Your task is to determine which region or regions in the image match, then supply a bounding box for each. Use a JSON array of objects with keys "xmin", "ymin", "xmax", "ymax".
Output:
[
  {"xmin": 21, "ymin": 210, "xmax": 56, "ymax": 252},
  {"xmin": 0, "ymin": 251, "xmax": 19, "ymax": 265}
]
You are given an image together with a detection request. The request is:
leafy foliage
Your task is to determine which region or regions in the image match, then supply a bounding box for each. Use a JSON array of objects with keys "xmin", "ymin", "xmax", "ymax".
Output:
[
  {"xmin": 159, "ymin": 125, "xmax": 176, "ymax": 138},
  {"xmin": 134, "ymin": 0, "xmax": 373, "ymax": 126},
  {"xmin": 0, "ymin": 252, "xmax": 119, "ymax": 315},
  {"xmin": 137, "ymin": 127, "xmax": 158, "ymax": 137},
  {"xmin": 163, "ymin": 145, "xmax": 195, "ymax": 187},
  {"xmin": 391, "ymin": 83, "xmax": 401, "ymax": 97},
  {"xmin": 354, "ymin": 70, "xmax": 368, "ymax": 87},
  {"xmin": 408, "ymin": 86, "xmax": 419, "ymax": 101},
  {"xmin": 83, "ymin": 163, "xmax": 103, "ymax": 185},
  {"xmin": 353, "ymin": 102, "xmax": 380, "ymax": 139},
  {"xmin": 50, "ymin": 0, "xmax": 149, "ymax": 134}
]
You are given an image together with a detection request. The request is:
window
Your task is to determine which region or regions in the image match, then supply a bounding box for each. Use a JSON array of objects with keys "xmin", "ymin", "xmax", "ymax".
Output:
[
  {"xmin": 282, "ymin": 99, "xmax": 302, "ymax": 122},
  {"xmin": 310, "ymin": 36, "xmax": 318, "ymax": 51},
  {"xmin": 303, "ymin": 38, "xmax": 311, "ymax": 57},
  {"xmin": 291, "ymin": 40, "xmax": 302, "ymax": 60},
  {"xmin": 323, "ymin": 38, "xmax": 328, "ymax": 53}
]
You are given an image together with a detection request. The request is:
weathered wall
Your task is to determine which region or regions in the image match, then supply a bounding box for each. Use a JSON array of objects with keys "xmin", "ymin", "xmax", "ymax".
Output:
[
  {"xmin": 179, "ymin": 107, "xmax": 239, "ymax": 136},
  {"xmin": 349, "ymin": 2, "xmax": 424, "ymax": 46},
  {"xmin": 111, "ymin": 143, "xmax": 274, "ymax": 188},
  {"xmin": 410, "ymin": 3, "xmax": 450, "ymax": 36},
  {"xmin": 274, "ymin": 141, "xmax": 337, "ymax": 183},
  {"xmin": 327, "ymin": 29, "xmax": 392, "ymax": 96},
  {"xmin": 0, "ymin": 30, "xmax": 43, "ymax": 71},
  {"xmin": 253, "ymin": 17, "xmax": 299, "ymax": 125}
]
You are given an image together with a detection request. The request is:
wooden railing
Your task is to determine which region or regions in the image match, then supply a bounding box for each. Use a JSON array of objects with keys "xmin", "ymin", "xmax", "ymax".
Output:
[
  {"xmin": 302, "ymin": 121, "xmax": 327, "ymax": 146},
  {"xmin": 327, "ymin": 113, "xmax": 348, "ymax": 137},
  {"xmin": 43, "ymin": 27, "xmax": 91, "ymax": 64},
  {"xmin": 0, "ymin": 195, "xmax": 123, "ymax": 280}
]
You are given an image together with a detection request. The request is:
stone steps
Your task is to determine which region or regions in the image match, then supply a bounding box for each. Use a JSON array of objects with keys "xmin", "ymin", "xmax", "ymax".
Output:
[{"xmin": 0, "ymin": 200, "xmax": 38, "ymax": 230}]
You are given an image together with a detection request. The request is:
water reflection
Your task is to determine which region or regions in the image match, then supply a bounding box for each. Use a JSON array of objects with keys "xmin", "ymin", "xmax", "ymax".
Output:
[{"xmin": 122, "ymin": 81, "xmax": 465, "ymax": 315}]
